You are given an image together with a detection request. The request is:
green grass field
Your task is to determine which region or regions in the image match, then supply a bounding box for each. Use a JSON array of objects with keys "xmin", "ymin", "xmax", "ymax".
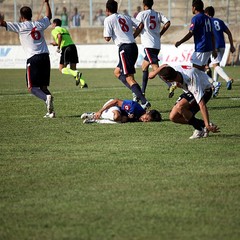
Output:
[{"xmin": 0, "ymin": 67, "xmax": 240, "ymax": 240}]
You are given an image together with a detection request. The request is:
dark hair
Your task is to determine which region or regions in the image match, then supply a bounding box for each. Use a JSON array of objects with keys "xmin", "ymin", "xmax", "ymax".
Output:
[
  {"xmin": 20, "ymin": 6, "xmax": 32, "ymax": 20},
  {"xmin": 53, "ymin": 18, "xmax": 62, "ymax": 26},
  {"xmin": 204, "ymin": 6, "xmax": 215, "ymax": 17},
  {"xmin": 158, "ymin": 66, "xmax": 178, "ymax": 81},
  {"xmin": 106, "ymin": 0, "xmax": 118, "ymax": 14},
  {"xmin": 192, "ymin": 0, "xmax": 204, "ymax": 11},
  {"xmin": 143, "ymin": 0, "xmax": 154, "ymax": 8},
  {"xmin": 149, "ymin": 110, "xmax": 162, "ymax": 122}
]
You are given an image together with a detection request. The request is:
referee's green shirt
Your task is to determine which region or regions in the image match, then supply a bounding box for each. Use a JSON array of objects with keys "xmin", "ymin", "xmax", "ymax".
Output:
[{"xmin": 51, "ymin": 26, "xmax": 74, "ymax": 49}]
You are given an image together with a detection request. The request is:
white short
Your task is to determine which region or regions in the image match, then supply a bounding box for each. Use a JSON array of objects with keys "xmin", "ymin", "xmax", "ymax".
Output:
[
  {"xmin": 101, "ymin": 99, "xmax": 121, "ymax": 120},
  {"xmin": 191, "ymin": 51, "xmax": 212, "ymax": 66},
  {"xmin": 210, "ymin": 48, "xmax": 225, "ymax": 64}
]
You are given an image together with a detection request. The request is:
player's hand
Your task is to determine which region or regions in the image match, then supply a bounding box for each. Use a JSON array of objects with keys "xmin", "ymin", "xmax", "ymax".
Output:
[
  {"xmin": 175, "ymin": 41, "xmax": 181, "ymax": 48},
  {"xmin": 56, "ymin": 48, "xmax": 62, "ymax": 54},
  {"xmin": 230, "ymin": 46, "xmax": 236, "ymax": 53},
  {"xmin": 148, "ymin": 71, "xmax": 157, "ymax": 79},
  {"xmin": 94, "ymin": 111, "xmax": 101, "ymax": 119},
  {"xmin": 212, "ymin": 49, "xmax": 218, "ymax": 59},
  {"xmin": 206, "ymin": 123, "xmax": 220, "ymax": 133}
]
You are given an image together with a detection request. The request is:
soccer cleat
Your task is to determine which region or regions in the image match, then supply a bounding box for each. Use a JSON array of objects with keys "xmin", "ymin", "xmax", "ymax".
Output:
[
  {"xmin": 44, "ymin": 112, "xmax": 56, "ymax": 118},
  {"xmin": 189, "ymin": 129, "xmax": 204, "ymax": 139},
  {"xmin": 168, "ymin": 85, "xmax": 177, "ymax": 98},
  {"xmin": 132, "ymin": 92, "xmax": 140, "ymax": 102},
  {"xmin": 212, "ymin": 82, "xmax": 221, "ymax": 98},
  {"xmin": 141, "ymin": 101, "xmax": 151, "ymax": 110},
  {"xmin": 81, "ymin": 112, "xmax": 95, "ymax": 120},
  {"xmin": 226, "ymin": 79, "xmax": 233, "ymax": 90},
  {"xmin": 76, "ymin": 72, "xmax": 82, "ymax": 86},
  {"xmin": 203, "ymin": 127, "xmax": 209, "ymax": 138},
  {"xmin": 46, "ymin": 95, "xmax": 54, "ymax": 114},
  {"xmin": 83, "ymin": 119, "xmax": 97, "ymax": 124},
  {"xmin": 81, "ymin": 83, "xmax": 88, "ymax": 88}
]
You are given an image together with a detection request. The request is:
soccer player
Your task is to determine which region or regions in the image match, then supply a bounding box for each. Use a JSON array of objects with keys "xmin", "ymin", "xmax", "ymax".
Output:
[
  {"xmin": 175, "ymin": 0, "xmax": 217, "ymax": 71},
  {"xmin": 81, "ymin": 98, "xmax": 162, "ymax": 124},
  {"xmin": 51, "ymin": 18, "xmax": 88, "ymax": 88},
  {"xmin": 0, "ymin": 0, "xmax": 55, "ymax": 118},
  {"xmin": 205, "ymin": 6, "xmax": 235, "ymax": 93},
  {"xmin": 103, "ymin": 0, "xmax": 150, "ymax": 110},
  {"xmin": 149, "ymin": 65, "xmax": 220, "ymax": 139},
  {"xmin": 136, "ymin": 0, "xmax": 175, "ymax": 98}
]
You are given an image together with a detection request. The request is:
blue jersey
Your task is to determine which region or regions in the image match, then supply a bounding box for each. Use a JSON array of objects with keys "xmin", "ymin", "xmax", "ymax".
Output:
[
  {"xmin": 210, "ymin": 17, "xmax": 227, "ymax": 49},
  {"xmin": 121, "ymin": 100, "xmax": 145, "ymax": 120},
  {"xmin": 189, "ymin": 13, "xmax": 213, "ymax": 52}
]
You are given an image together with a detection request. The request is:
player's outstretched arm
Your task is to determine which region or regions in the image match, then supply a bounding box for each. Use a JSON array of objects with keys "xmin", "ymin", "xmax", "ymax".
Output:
[
  {"xmin": 175, "ymin": 31, "xmax": 193, "ymax": 47},
  {"xmin": 43, "ymin": 0, "xmax": 52, "ymax": 20}
]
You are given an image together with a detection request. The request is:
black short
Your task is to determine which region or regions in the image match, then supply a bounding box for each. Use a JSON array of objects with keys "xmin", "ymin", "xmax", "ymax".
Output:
[
  {"xmin": 176, "ymin": 88, "xmax": 212, "ymax": 115},
  {"xmin": 117, "ymin": 43, "xmax": 138, "ymax": 75},
  {"xmin": 144, "ymin": 48, "xmax": 160, "ymax": 64},
  {"xmin": 26, "ymin": 53, "xmax": 50, "ymax": 88},
  {"xmin": 60, "ymin": 44, "xmax": 79, "ymax": 65}
]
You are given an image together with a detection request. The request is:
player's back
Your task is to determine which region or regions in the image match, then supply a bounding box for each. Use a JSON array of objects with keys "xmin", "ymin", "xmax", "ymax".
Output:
[
  {"xmin": 137, "ymin": 9, "xmax": 161, "ymax": 49},
  {"xmin": 211, "ymin": 17, "xmax": 227, "ymax": 49},
  {"xmin": 104, "ymin": 13, "xmax": 138, "ymax": 46},
  {"xmin": 190, "ymin": 13, "xmax": 213, "ymax": 52}
]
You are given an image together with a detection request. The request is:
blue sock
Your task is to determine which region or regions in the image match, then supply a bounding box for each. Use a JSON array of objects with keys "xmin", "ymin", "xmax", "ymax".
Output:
[
  {"xmin": 142, "ymin": 70, "xmax": 148, "ymax": 94},
  {"xmin": 131, "ymin": 83, "xmax": 147, "ymax": 104}
]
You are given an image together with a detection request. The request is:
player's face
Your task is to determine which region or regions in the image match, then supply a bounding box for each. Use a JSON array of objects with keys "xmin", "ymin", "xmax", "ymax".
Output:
[{"xmin": 139, "ymin": 113, "xmax": 152, "ymax": 122}]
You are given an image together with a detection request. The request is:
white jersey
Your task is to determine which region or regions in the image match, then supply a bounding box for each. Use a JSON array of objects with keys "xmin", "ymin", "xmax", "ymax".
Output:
[
  {"xmin": 104, "ymin": 13, "xmax": 140, "ymax": 47},
  {"xmin": 136, "ymin": 9, "xmax": 169, "ymax": 49},
  {"xmin": 6, "ymin": 17, "xmax": 50, "ymax": 59},
  {"xmin": 173, "ymin": 65, "xmax": 212, "ymax": 104}
]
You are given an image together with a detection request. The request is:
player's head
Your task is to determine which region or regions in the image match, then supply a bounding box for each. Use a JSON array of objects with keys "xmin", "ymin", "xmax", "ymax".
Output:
[
  {"xmin": 106, "ymin": 0, "xmax": 118, "ymax": 14},
  {"xmin": 204, "ymin": 6, "xmax": 215, "ymax": 17},
  {"xmin": 143, "ymin": 0, "xmax": 154, "ymax": 9},
  {"xmin": 192, "ymin": 0, "xmax": 204, "ymax": 13},
  {"xmin": 158, "ymin": 65, "xmax": 178, "ymax": 82},
  {"xmin": 139, "ymin": 110, "xmax": 162, "ymax": 122},
  {"xmin": 53, "ymin": 18, "xmax": 62, "ymax": 27},
  {"xmin": 20, "ymin": 6, "xmax": 32, "ymax": 21}
]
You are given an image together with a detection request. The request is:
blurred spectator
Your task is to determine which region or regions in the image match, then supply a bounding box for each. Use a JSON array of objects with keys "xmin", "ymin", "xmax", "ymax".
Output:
[
  {"xmin": 70, "ymin": 7, "xmax": 84, "ymax": 27},
  {"xmin": 55, "ymin": 6, "xmax": 69, "ymax": 27},
  {"xmin": 133, "ymin": 6, "xmax": 141, "ymax": 18},
  {"xmin": 93, "ymin": 9, "xmax": 105, "ymax": 26},
  {"xmin": 123, "ymin": 9, "xmax": 130, "ymax": 16}
]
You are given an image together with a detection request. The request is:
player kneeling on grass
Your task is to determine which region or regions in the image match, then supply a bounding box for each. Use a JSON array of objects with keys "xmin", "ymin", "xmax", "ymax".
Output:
[
  {"xmin": 149, "ymin": 64, "xmax": 220, "ymax": 139},
  {"xmin": 81, "ymin": 98, "xmax": 162, "ymax": 124}
]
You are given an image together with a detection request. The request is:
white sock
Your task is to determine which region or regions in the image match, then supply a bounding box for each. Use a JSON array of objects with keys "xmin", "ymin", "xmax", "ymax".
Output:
[{"xmin": 215, "ymin": 66, "xmax": 231, "ymax": 82}]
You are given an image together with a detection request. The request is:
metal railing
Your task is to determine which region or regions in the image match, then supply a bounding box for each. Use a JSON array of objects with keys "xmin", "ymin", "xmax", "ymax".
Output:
[{"xmin": 0, "ymin": 0, "xmax": 239, "ymax": 26}]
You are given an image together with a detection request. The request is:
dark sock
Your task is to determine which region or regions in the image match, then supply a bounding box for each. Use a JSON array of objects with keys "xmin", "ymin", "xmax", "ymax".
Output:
[
  {"xmin": 142, "ymin": 70, "xmax": 149, "ymax": 94},
  {"xmin": 119, "ymin": 75, "xmax": 131, "ymax": 89},
  {"xmin": 131, "ymin": 83, "xmax": 147, "ymax": 104},
  {"xmin": 188, "ymin": 116, "xmax": 205, "ymax": 130}
]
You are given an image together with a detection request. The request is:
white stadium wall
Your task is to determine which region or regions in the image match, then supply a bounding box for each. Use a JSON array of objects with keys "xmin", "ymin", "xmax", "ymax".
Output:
[{"xmin": 0, "ymin": 44, "xmax": 230, "ymax": 69}]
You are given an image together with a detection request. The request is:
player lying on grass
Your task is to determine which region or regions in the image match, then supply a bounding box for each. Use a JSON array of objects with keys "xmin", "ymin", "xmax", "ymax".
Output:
[
  {"xmin": 149, "ymin": 64, "xmax": 220, "ymax": 139},
  {"xmin": 81, "ymin": 99, "xmax": 162, "ymax": 124}
]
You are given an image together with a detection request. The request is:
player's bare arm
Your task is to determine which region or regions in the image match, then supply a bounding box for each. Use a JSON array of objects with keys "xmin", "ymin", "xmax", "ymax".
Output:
[
  {"xmin": 148, "ymin": 64, "xmax": 168, "ymax": 79},
  {"xmin": 198, "ymin": 99, "xmax": 220, "ymax": 133},
  {"xmin": 44, "ymin": 0, "xmax": 52, "ymax": 20},
  {"xmin": 175, "ymin": 31, "xmax": 193, "ymax": 48},
  {"xmin": 133, "ymin": 22, "xmax": 144, "ymax": 38},
  {"xmin": 160, "ymin": 21, "xmax": 171, "ymax": 37},
  {"xmin": 94, "ymin": 99, "xmax": 123, "ymax": 119}
]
